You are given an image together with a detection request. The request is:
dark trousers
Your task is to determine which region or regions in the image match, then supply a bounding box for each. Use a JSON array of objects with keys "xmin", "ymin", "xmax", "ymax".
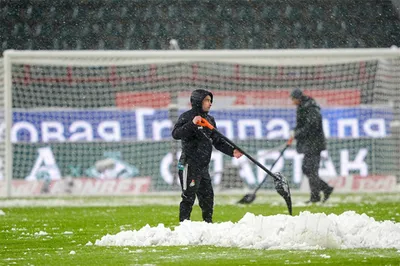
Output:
[
  {"xmin": 302, "ymin": 152, "xmax": 331, "ymax": 201},
  {"xmin": 178, "ymin": 164, "xmax": 214, "ymax": 223}
]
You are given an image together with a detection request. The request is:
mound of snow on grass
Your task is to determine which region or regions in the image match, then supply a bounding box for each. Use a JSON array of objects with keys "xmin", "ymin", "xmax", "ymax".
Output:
[{"xmin": 94, "ymin": 211, "xmax": 400, "ymax": 250}]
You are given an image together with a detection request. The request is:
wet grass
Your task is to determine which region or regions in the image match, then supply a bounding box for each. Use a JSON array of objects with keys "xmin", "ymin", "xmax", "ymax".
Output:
[{"xmin": 0, "ymin": 193, "xmax": 399, "ymax": 265}]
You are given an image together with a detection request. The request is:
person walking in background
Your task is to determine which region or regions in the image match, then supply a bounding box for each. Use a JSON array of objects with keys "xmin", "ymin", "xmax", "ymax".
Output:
[
  {"xmin": 172, "ymin": 89, "xmax": 243, "ymax": 223},
  {"xmin": 290, "ymin": 88, "xmax": 334, "ymax": 203}
]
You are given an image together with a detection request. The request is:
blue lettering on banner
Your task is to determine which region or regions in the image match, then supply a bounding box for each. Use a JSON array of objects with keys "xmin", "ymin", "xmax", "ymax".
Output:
[{"xmin": 11, "ymin": 107, "xmax": 393, "ymax": 143}]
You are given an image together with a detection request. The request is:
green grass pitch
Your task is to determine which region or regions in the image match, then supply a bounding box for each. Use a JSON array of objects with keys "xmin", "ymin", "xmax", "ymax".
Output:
[{"xmin": 1, "ymin": 193, "xmax": 399, "ymax": 265}]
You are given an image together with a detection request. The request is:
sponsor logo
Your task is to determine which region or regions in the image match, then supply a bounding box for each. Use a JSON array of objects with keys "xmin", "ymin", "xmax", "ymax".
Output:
[
  {"xmin": 0, "ymin": 177, "xmax": 151, "ymax": 197},
  {"xmin": 25, "ymin": 147, "xmax": 140, "ymax": 181},
  {"xmin": 300, "ymin": 175, "xmax": 397, "ymax": 192}
]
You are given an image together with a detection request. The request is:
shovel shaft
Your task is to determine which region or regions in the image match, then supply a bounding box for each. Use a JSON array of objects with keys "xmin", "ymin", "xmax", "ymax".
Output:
[
  {"xmin": 213, "ymin": 128, "xmax": 278, "ymax": 180},
  {"xmin": 197, "ymin": 118, "xmax": 288, "ymax": 180},
  {"xmin": 254, "ymin": 144, "xmax": 290, "ymax": 193}
]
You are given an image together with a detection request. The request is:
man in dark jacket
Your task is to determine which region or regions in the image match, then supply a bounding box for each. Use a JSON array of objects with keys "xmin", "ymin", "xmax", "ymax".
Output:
[
  {"xmin": 291, "ymin": 88, "xmax": 334, "ymax": 203},
  {"xmin": 172, "ymin": 89, "xmax": 242, "ymax": 223}
]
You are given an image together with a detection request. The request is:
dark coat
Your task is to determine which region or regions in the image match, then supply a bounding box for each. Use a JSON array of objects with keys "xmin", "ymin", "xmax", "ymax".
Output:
[
  {"xmin": 172, "ymin": 89, "xmax": 235, "ymax": 168},
  {"xmin": 294, "ymin": 95, "xmax": 326, "ymax": 154}
]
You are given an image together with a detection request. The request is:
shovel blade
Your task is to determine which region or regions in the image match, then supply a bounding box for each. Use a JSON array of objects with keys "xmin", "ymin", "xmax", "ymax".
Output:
[
  {"xmin": 237, "ymin": 193, "xmax": 256, "ymax": 204},
  {"xmin": 273, "ymin": 172, "xmax": 293, "ymax": 215}
]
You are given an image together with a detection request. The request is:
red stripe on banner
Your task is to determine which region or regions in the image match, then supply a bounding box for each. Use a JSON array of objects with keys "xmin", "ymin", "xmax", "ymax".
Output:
[
  {"xmin": 109, "ymin": 65, "xmax": 117, "ymax": 87},
  {"xmin": 115, "ymin": 89, "xmax": 361, "ymax": 108},
  {"xmin": 116, "ymin": 91, "xmax": 172, "ymax": 108},
  {"xmin": 67, "ymin": 66, "xmax": 73, "ymax": 85},
  {"xmin": 192, "ymin": 64, "xmax": 198, "ymax": 81},
  {"xmin": 24, "ymin": 65, "xmax": 31, "ymax": 86}
]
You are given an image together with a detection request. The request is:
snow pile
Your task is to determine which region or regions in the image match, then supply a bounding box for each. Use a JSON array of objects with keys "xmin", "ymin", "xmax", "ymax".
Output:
[{"xmin": 94, "ymin": 211, "xmax": 400, "ymax": 250}]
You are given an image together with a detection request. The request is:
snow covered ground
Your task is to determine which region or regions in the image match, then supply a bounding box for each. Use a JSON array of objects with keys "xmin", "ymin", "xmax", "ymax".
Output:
[{"xmin": 92, "ymin": 211, "xmax": 400, "ymax": 250}]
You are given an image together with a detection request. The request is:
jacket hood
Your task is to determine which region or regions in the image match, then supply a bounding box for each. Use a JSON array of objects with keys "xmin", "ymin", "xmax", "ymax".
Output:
[
  {"xmin": 290, "ymin": 88, "xmax": 303, "ymax": 100},
  {"xmin": 190, "ymin": 89, "xmax": 213, "ymax": 113},
  {"xmin": 301, "ymin": 95, "xmax": 320, "ymax": 110}
]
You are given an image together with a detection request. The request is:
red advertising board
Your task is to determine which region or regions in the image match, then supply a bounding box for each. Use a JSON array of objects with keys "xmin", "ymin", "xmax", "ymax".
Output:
[
  {"xmin": 0, "ymin": 177, "xmax": 151, "ymax": 197},
  {"xmin": 300, "ymin": 175, "xmax": 397, "ymax": 193},
  {"xmin": 116, "ymin": 89, "xmax": 361, "ymax": 108}
]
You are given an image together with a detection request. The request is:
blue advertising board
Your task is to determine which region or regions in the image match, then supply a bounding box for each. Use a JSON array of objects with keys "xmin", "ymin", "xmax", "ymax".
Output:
[{"xmin": 11, "ymin": 107, "xmax": 393, "ymax": 143}]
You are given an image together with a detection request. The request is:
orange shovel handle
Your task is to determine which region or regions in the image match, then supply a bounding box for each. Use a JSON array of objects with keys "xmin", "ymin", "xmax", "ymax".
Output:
[{"xmin": 196, "ymin": 118, "xmax": 215, "ymax": 130}]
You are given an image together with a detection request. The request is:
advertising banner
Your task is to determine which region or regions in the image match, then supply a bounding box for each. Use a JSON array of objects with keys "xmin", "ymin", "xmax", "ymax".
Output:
[
  {"xmin": 0, "ymin": 177, "xmax": 151, "ymax": 197},
  {"xmin": 300, "ymin": 175, "xmax": 397, "ymax": 192},
  {"xmin": 115, "ymin": 89, "xmax": 361, "ymax": 108},
  {"xmin": 8, "ymin": 139, "xmax": 397, "ymax": 193},
  {"xmin": 11, "ymin": 107, "xmax": 393, "ymax": 143}
]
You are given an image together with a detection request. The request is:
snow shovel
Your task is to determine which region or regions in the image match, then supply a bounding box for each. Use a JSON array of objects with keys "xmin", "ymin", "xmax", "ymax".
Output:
[
  {"xmin": 237, "ymin": 137, "xmax": 293, "ymax": 205},
  {"xmin": 196, "ymin": 118, "xmax": 293, "ymax": 215}
]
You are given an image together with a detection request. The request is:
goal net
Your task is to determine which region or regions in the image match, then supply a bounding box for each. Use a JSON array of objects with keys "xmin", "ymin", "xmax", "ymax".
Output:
[{"xmin": 1, "ymin": 49, "xmax": 400, "ymax": 197}]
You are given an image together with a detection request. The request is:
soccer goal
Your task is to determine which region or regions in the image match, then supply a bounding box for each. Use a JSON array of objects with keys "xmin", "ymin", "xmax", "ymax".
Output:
[{"xmin": 2, "ymin": 49, "xmax": 400, "ymax": 197}]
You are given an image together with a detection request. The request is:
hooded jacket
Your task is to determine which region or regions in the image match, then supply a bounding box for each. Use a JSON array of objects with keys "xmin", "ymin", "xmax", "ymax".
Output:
[
  {"xmin": 294, "ymin": 95, "xmax": 326, "ymax": 154},
  {"xmin": 172, "ymin": 89, "xmax": 235, "ymax": 168}
]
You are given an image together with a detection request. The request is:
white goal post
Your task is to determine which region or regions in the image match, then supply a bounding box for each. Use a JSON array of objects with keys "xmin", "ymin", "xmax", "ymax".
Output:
[{"xmin": 2, "ymin": 48, "xmax": 400, "ymax": 197}]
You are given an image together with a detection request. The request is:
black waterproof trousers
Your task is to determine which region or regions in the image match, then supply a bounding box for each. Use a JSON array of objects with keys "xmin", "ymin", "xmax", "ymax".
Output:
[
  {"xmin": 302, "ymin": 151, "xmax": 331, "ymax": 201},
  {"xmin": 178, "ymin": 164, "xmax": 214, "ymax": 223}
]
